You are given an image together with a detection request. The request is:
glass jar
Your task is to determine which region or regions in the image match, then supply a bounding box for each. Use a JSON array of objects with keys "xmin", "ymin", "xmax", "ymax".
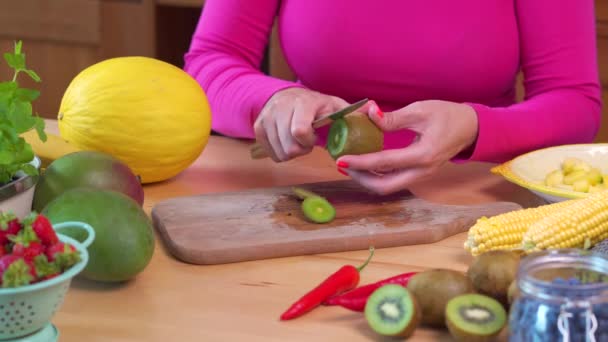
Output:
[{"xmin": 509, "ymin": 249, "xmax": 608, "ymax": 342}]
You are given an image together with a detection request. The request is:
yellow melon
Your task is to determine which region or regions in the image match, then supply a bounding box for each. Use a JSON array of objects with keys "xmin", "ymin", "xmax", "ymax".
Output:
[{"xmin": 57, "ymin": 56, "xmax": 211, "ymax": 183}]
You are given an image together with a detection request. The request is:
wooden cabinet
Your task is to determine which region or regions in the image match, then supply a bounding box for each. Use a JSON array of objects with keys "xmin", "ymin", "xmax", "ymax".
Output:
[{"xmin": 0, "ymin": 0, "xmax": 155, "ymax": 119}]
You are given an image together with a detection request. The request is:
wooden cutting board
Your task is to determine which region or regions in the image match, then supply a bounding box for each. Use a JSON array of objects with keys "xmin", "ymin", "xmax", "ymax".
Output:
[{"xmin": 151, "ymin": 180, "xmax": 521, "ymax": 265}]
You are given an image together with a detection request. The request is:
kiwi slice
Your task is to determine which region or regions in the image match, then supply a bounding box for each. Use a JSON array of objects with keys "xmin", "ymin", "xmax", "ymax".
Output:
[
  {"xmin": 365, "ymin": 284, "xmax": 420, "ymax": 338},
  {"xmin": 326, "ymin": 112, "xmax": 383, "ymax": 159},
  {"xmin": 301, "ymin": 196, "xmax": 336, "ymax": 223},
  {"xmin": 445, "ymin": 294, "xmax": 507, "ymax": 342}
]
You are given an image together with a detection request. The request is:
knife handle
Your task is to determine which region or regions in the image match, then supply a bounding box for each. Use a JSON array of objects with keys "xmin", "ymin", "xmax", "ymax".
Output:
[
  {"xmin": 250, "ymin": 142, "xmax": 269, "ymax": 159},
  {"xmin": 249, "ymin": 111, "xmax": 341, "ymax": 159}
]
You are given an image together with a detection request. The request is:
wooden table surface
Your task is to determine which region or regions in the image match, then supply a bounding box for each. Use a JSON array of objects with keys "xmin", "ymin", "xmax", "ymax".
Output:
[{"xmin": 43, "ymin": 120, "xmax": 542, "ymax": 341}]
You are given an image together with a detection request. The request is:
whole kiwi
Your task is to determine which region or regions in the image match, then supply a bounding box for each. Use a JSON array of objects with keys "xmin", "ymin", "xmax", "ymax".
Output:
[
  {"xmin": 326, "ymin": 112, "xmax": 383, "ymax": 159},
  {"xmin": 406, "ymin": 269, "xmax": 475, "ymax": 327},
  {"xmin": 467, "ymin": 250, "xmax": 521, "ymax": 307}
]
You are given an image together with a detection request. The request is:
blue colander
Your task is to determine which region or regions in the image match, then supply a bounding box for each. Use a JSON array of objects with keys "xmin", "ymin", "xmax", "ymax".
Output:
[{"xmin": 0, "ymin": 221, "xmax": 94, "ymax": 340}]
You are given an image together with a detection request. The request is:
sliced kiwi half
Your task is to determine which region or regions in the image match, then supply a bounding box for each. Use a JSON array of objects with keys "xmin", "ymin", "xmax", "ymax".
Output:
[
  {"xmin": 301, "ymin": 196, "xmax": 336, "ymax": 223},
  {"xmin": 364, "ymin": 284, "xmax": 420, "ymax": 338},
  {"xmin": 326, "ymin": 112, "xmax": 383, "ymax": 159},
  {"xmin": 445, "ymin": 293, "xmax": 507, "ymax": 342}
]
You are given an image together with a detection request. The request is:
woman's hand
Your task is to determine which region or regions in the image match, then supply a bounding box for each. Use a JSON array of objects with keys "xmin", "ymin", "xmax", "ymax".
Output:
[
  {"xmin": 336, "ymin": 100, "xmax": 479, "ymax": 195},
  {"xmin": 254, "ymin": 87, "xmax": 351, "ymax": 162}
]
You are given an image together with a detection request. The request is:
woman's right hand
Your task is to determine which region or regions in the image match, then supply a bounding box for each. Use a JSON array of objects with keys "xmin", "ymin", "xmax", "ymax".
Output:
[{"xmin": 254, "ymin": 87, "xmax": 352, "ymax": 162}]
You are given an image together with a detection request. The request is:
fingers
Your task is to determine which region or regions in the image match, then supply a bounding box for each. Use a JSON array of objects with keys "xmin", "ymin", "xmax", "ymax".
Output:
[
  {"xmin": 253, "ymin": 117, "xmax": 280, "ymax": 162},
  {"xmin": 279, "ymin": 109, "xmax": 313, "ymax": 159},
  {"xmin": 268, "ymin": 119, "xmax": 287, "ymax": 161},
  {"xmin": 370, "ymin": 102, "xmax": 424, "ymax": 133},
  {"xmin": 291, "ymin": 102, "xmax": 318, "ymax": 147},
  {"xmin": 342, "ymin": 167, "xmax": 432, "ymax": 195},
  {"xmin": 357, "ymin": 99, "xmax": 384, "ymax": 119},
  {"xmin": 337, "ymin": 145, "xmax": 431, "ymax": 174}
]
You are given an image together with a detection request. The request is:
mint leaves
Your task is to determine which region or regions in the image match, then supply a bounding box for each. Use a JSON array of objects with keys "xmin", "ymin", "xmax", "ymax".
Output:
[{"xmin": 0, "ymin": 41, "xmax": 46, "ymax": 184}]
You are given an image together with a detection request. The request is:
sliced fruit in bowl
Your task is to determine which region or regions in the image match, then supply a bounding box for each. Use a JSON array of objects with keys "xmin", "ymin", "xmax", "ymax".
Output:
[{"xmin": 491, "ymin": 143, "xmax": 608, "ymax": 203}]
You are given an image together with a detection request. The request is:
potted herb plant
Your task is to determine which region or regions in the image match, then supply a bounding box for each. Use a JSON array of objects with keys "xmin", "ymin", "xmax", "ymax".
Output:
[{"xmin": 0, "ymin": 41, "xmax": 46, "ymax": 218}]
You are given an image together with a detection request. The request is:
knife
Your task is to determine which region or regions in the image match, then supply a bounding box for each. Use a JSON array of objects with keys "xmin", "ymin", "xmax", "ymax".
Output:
[{"xmin": 250, "ymin": 98, "xmax": 369, "ymax": 159}]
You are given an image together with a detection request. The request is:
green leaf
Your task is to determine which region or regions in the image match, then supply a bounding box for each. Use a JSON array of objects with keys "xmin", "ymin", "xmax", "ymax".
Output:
[
  {"xmin": 4, "ymin": 53, "xmax": 24, "ymax": 71},
  {"xmin": 2, "ymin": 259, "xmax": 33, "ymax": 288},
  {"xmin": 15, "ymin": 88, "xmax": 39, "ymax": 102},
  {"xmin": 3, "ymin": 53, "xmax": 15, "ymax": 70},
  {"xmin": 0, "ymin": 81, "xmax": 17, "ymax": 92},
  {"xmin": 0, "ymin": 41, "xmax": 43, "ymax": 182},
  {"xmin": 33, "ymin": 117, "xmax": 46, "ymax": 142},
  {"xmin": 0, "ymin": 123, "xmax": 19, "ymax": 142},
  {"xmin": 34, "ymin": 255, "xmax": 60, "ymax": 278},
  {"xmin": 14, "ymin": 41, "xmax": 22, "ymax": 55},
  {"xmin": 9, "ymin": 101, "xmax": 36, "ymax": 133},
  {"xmin": 15, "ymin": 143, "xmax": 34, "ymax": 164},
  {"xmin": 19, "ymin": 163, "xmax": 37, "ymax": 177},
  {"xmin": 23, "ymin": 69, "xmax": 41, "ymax": 82},
  {"xmin": 0, "ymin": 150, "xmax": 14, "ymax": 165}
]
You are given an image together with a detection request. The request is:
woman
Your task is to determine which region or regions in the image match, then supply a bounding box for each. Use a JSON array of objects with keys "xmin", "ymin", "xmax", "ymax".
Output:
[{"xmin": 184, "ymin": 0, "xmax": 602, "ymax": 195}]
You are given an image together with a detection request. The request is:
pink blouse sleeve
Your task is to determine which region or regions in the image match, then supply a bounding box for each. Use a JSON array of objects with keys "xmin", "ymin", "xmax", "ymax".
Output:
[
  {"xmin": 183, "ymin": 0, "xmax": 303, "ymax": 139},
  {"xmin": 460, "ymin": 0, "xmax": 602, "ymax": 163}
]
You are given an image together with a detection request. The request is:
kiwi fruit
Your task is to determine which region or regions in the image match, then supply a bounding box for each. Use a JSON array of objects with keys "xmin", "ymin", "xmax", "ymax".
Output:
[
  {"xmin": 301, "ymin": 196, "xmax": 336, "ymax": 223},
  {"xmin": 365, "ymin": 284, "xmax": 421, "ymax": 338},
  {"xmin": 326, "ymin": 112, "xmax": 383, "ymax": 159},
  {"xmin": 445, "ymin": 293, "xmax": 507, "ymax": 342},
  {"xmin": 467, "ymin": 250, "xmax": 520, "ymax": 306},
  {"xmin": 406, "ymin": 269, "xmax": 475, "ymax": 327}
]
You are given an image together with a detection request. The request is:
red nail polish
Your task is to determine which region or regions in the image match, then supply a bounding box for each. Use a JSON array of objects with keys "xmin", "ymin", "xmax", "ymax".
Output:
[
  {"xmin": 337, "ymin": 161, "xmax": 349, "ymax": 168},
  {"xmin": 371, "ymin": 100, "xmax": 383, "ymax": 119},
  {"xmin": 337, "ymin": 168, "xmax": 348, "ymax": 176}
]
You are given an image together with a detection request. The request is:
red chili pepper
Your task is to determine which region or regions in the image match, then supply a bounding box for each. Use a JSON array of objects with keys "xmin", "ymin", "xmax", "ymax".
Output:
[
  {"xmin": 322, "ymin": 271, "xmax": 418, "ymax": 312},
  {"xmin": 279, "ymin": 247, "xmax": 375, "ymax": 320}
]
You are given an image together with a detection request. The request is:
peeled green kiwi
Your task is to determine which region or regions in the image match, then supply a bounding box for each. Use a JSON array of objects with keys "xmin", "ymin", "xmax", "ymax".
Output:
[
  {"xmin": 406, "ymin": 269, "xmax": 475, "ymax": 327},
  {"xmin": 326, "ymin": 112, "xmax": 383, "ymax": 159},
  {"xmin": 467, "ymin": 250, "xmax": 521, "ymax": 307},
  {"xmin": 364, "ymin": 284, "xmax": 421, "ymax": 338},
  {"xmin": 445, "ymin": 293, "xmax": 507, "ymax": 342},
  {"xmin": 301, "ymin": 196, "xmax": 336, "ymax": 223}
]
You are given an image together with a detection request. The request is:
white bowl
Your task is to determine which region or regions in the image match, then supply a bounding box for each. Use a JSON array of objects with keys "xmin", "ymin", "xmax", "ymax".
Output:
[{"xmin": 491, "ymin": 144, "xmax": 608, "ymax": 203}]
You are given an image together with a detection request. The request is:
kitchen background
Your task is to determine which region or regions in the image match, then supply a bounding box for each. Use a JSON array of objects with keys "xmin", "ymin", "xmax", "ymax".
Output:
[{"xmin": 0, "ymin": 0, "xmax": 607, "ymax": 140}]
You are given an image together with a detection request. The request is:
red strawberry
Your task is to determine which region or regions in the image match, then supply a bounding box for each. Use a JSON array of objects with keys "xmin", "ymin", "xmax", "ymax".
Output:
[
  {"xmin": 24, "ymin": 259, "xmax": 38, "ymax": 280},
  {"xmin": 46, "ymin": 242, "xmax": 80, "ymax": 270},
  {"xmin": 12, "ymin": 241, "xmax": 44, "ymax": 261},
  {"xmin": 5, "ymin": 219, "xmax": 21, "ymax": 236},
  {"xmin": 29, "ymin": 255, "xmax": 60, "ymax": 282},
  {"xmin": 8, "ymin": 225, "xmax": 41, "ymax": 261},
  {"xmin": 0, "ymin": 255, "xmax": 21, "ymax": 274},
  {"xmin": 31, "ymin": 214, "xmax": 58, "ymax": 246},
  {"xmin": 0, "ymin": 257, "xmax": 34, "ymax": 287},
  {"xmin": 0, "ymin": 213, "xmax": 22, "ymax": 244},
  {"xmin": 0, "ymin": 245, "xmax": 7, "ymax": 257}
]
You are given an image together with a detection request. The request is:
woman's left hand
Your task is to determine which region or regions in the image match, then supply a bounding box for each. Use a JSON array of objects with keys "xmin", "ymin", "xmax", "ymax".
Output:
[{"xmin": 336, "ymin": 100, "xmax": 479, "ymax": 195}]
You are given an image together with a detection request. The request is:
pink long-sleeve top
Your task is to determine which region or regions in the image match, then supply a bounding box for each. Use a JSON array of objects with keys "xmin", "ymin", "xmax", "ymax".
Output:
[{"xmin": 184, "ymin": 0, "xmax": 602, "ymax": 163}]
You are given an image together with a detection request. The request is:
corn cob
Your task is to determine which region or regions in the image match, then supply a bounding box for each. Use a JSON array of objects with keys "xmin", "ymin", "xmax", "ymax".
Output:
[
  {"xmin": 464, "ymin": 199, "xmax": 575, "ymax": 256},
  {"xmin": 522, "ymin": 190, "xmax": 608, "ymax": 252}
]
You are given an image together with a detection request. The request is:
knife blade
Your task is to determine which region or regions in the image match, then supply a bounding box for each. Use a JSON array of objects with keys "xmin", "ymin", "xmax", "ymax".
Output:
[
  {"xmin": 311, "ymin": 98, "xmax": 369, "ymax": 129},
  {"xmin": 250, "ymin": 98, "xmax": 369, "ymax": 159}
]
